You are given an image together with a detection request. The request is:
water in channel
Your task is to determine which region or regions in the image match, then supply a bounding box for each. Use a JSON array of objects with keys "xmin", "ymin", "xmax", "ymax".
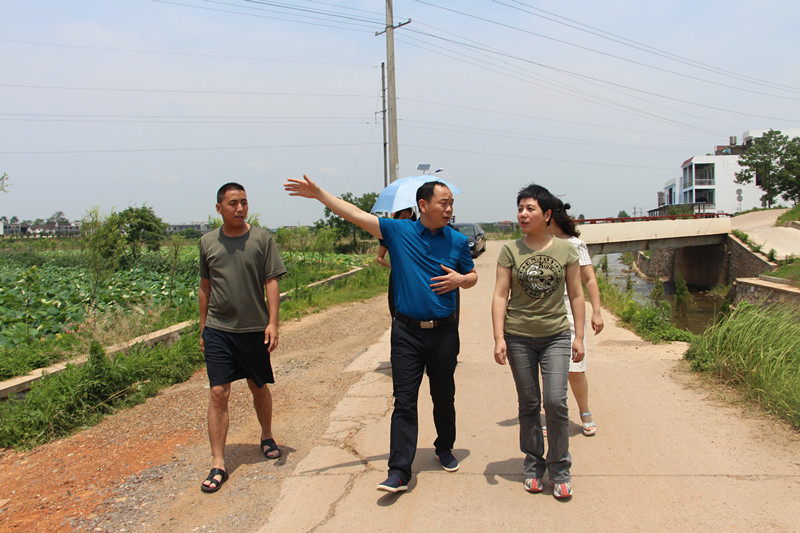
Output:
[{"xmin": 599, "ymin": 252, "xmax": 724, "ymax": 335}]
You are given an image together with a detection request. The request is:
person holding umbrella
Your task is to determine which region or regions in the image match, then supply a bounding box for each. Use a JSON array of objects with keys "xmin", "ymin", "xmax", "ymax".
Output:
[
  {"xmin": 376, "ymin": 207, "xmax": 416, "ymax": 318},
  {"xmin": 284, "ymin": 174, "xmax": 477, "ymax": 493}
]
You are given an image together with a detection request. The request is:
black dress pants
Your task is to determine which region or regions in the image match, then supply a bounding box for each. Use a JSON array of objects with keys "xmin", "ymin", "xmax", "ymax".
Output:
[{"xmin": 388, "ymin": 319, "xmax": 459, "ymax": 483}]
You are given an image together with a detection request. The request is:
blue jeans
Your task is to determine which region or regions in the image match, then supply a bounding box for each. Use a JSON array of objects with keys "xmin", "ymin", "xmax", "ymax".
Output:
[{"xmin": 505, "ymin": 330, "xmax": 572, "ymax": 483}]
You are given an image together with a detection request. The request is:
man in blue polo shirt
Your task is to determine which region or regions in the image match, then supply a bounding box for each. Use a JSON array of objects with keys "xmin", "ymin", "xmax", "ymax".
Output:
[{"xmin": 285, "ymin": 174, "xmax": 477, "ymax": 493}]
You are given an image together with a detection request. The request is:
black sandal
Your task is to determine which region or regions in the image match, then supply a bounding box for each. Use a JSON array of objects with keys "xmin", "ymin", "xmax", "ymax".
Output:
[
  {"xmin": 261, "ymin": 438, "xmax": 282, "ymax": 459},
  {"xmin": 200, "ymin": 467, "xmax": 228, "ymax": 493}
]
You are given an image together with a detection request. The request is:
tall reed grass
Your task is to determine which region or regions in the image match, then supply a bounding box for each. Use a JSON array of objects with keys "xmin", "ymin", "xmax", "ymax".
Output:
[
  {"xmin": 595, "ymin": 268, "xmax": 694, "ymax": 343},
  {"xmin": 686, "ymin": 302, "xmax": 800, "ymax": 428}
]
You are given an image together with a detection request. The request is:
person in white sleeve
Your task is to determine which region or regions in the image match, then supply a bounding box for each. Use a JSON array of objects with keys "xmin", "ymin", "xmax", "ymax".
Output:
[{"xmin": 548, "ymin": 199, "xmax": 603, "ymax": 437}]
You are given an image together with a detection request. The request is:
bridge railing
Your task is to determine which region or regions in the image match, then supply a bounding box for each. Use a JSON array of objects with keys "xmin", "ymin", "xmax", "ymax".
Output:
[{"xmin": 578, "ymin": 212, "xmax": 730, "ymax": 225}]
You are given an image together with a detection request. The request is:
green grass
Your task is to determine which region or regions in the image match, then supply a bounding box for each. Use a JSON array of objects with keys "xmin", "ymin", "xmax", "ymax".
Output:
[
  {"xmin": 685, "ymin": 302, "xmax": 800, "ymax": 428},
  {"xmin": 0, "ymin": 330, "xmax": 204, "ymax": 449},
  {"xmin": 776, "ymin": 204, "xmax": 800, "ymax": 225},
  {"xmin": 0, "ymin": 254, "xmax": 391, "ymax": 450},
  {"xmin": 280, "ymin": 263, "xmax": 390, "ymax": 319},
  {"xmin": 770, "ymin": 257, "xmax": 800, "ymax": 282},
  {"xmin": 596, "ymin": 270, "xmax": 695, "ymax": 343},
  {"xmin": 731, "ymin": 229, "xmax": 771, "ymax": 256},
  {"xmin": 733, "ymin": 205, "xmax": 789, "ymax": 218}
]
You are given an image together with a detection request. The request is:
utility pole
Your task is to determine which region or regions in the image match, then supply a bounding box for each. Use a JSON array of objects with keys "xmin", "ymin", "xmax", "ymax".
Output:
[
  {"xmin": 378, "ymin": 1, "xmax": 410, "ymax": 184},
  {"xmin": 380, "ymin": 62, "xmax": 388, "ymax": 188}
]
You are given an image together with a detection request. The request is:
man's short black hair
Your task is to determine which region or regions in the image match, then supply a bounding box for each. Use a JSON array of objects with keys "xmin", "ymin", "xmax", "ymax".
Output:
[
  {"xmin": 217, "ymin": 182, "xmax": 246, "ymax": 203},
  {"xmin": 416, "ymin": 181, "xmax": 450, "ymax": 205}
]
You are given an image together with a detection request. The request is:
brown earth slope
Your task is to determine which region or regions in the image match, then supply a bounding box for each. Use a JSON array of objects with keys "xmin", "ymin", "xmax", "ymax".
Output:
[{"xmin": 0, "ymin": 295, "xmax": 391, "ymax": 532}]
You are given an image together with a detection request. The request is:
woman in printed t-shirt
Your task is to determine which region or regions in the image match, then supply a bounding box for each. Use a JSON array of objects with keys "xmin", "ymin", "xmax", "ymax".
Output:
[{"xmin": 491, "ymin": 183, "xmax": 585, "ymax": 500}]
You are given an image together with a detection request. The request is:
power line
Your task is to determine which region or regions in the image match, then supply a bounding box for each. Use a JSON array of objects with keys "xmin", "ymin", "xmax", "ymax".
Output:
[
  {"xmin": 493, "ymin": 0, "xmax": 800, "ymax": 94},
  {"xmin": 153, "ymin": 0, "xmax": 377, "ymax": 33},
  {"xmin": 401, "ymin": 27, "xmax": 800, "ymax": 122},
  {"xmin": 0, "ymin": 142, "xmax": 380, "ymax": 155},
  {"xmin": 0, "ymin": 38, "xmax": 375, "ymax": 68},
  {"xmin": 399, "ymin": 120, "xmax": 699, "ymax": 153},
  {"xmin": 396, "ymin": 35, "xmax": 732, "ymax": 135},
  {"xmin": 0, "ymin": 83, "xmax": 374, "ymax": 98},
  {"xmin": 0, "ymin": 112, "xmax": 373, "ymax": 125},
  {"xmin": 399, "ymin": 96, "xmax": 716, "ymax": 141},
  {"xmin": 415, "ymin": 0, "xmax": 800, "ymax": 100},
  {"xmin": 240, "ymin": 0, "xmax": 383, "ymax": 25},
  {"xmin": 401, "ymin": 143, "xmax": 674, "ymax": 171}
]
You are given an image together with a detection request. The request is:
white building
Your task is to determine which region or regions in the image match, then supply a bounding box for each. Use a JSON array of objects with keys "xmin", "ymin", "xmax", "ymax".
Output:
[
  {"xmin": 166, "ymin": 222, "xmax": 210, "ymax": 234},
  {"xmin": 653, "ymin": 129, "xmax": 800, "ymax": 215}
]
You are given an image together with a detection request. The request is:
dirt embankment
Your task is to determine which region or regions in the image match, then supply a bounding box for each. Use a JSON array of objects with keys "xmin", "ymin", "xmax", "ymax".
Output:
[{"xmin": 0, "ymin": 295, "xmax": 392, "ymax": 532}]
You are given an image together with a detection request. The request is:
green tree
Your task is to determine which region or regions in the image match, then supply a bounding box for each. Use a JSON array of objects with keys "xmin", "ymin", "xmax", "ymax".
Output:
[
  {"xmin": 779, "ymin": 136, "xmax": 800, "ymax": 205},
  {"xmin": 617, "ymin": 209, "xmax": 630, "ymax": 218},
  {"xmin": 673, "ymin": 271, "xmax": 692, "ymax": 329},
  {"xmin": 312, "ymin": 227, "xmax": 337, "ymax": 258},
  {"xmin": 667, "ymin": 204, "xmax": 693, "ymax": 216},
  {"xmin": 207, "ymin": 214, "xmax": 222, "ymax": 230},
  {"xmin": 650, "ymin": 277, "xmax": 664, "ymax": 305},
  {"xmin": 598, "ymin": 254, "xmax": 609, "ymax": 279},
  {"xmin": 207, "ymin": 213, "xmax": 260, "ymax": 230},
  {"xmin": 735, "ymin": 129, "xmax": 794, "ymax": 207},
  {"xmin": 315, "ymin": 192, "xmax": 378, "ymax": 251},
  {"xmin": 110, "ymin": 206, "xmax": 167, "ymax": 260},
  {"xmin": 47, "ymin": 210, "xmax": 70, "ymax": 226},
  {"xmin": 0, "ymin": 172, "xmax": 9, "ymax": 193},
  {"xmin": 166, "ymin": 235, "xmax": 186, "ymax": 312},
  {"xmin": 177, "ymin": 228, "xmax": 202, "ymax": 239},
  {"xmin": 81, "ymin": 207, "xmax": 126, "ymax": 309}
]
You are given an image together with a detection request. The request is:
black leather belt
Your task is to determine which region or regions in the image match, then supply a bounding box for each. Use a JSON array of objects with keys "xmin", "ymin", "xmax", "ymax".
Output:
[{"xmin": 395, "ymin": 311, "xmax": 457, "ymax": 329}]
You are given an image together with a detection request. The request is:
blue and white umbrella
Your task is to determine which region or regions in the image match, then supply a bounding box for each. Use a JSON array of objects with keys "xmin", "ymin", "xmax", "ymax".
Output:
[{"xmin": 370, "ymin": 175, "xmax": 463, "ymax": 214}]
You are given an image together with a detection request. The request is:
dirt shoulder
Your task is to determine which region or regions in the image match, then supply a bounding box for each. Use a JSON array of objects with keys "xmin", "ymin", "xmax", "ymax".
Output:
[{"xmin": 0, "ymin": 295, "xmax": 391, "ymax": 532}]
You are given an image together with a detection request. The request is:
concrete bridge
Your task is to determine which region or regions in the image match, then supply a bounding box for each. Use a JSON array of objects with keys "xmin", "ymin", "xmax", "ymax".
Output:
[
  {"xmin": 575, "ymin": 216, "xmax": 760, "ymax": 288},
  {"xmin": 578, "ymin": 217, "xmax": 732, "ymax": 255}
]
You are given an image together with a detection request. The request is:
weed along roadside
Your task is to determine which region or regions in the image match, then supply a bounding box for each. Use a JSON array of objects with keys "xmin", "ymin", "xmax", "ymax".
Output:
[
  {"xmin": 0, "ymin": 320, "xmax": 194, "ymax": 400},
  {"xmin": 595, "ymin": 248, "xmax": 800, "ymax": 430}
]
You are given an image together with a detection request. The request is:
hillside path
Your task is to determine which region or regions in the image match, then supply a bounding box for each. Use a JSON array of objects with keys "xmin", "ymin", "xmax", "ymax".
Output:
[{"xmin": 731, "ymin": 208, "xmax": 799, "ymax": 260}]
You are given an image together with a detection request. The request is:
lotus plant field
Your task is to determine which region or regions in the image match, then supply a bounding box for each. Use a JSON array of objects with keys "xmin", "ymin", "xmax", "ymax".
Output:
[{"xmin": 0, "ymin": 246, "xmax": 371, "ymax": 379}]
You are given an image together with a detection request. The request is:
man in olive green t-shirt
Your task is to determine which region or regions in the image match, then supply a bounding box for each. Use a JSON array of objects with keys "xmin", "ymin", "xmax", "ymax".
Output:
[{"xmin": 198, "ymin": 182, "xmax": 286, "ymax": 493}]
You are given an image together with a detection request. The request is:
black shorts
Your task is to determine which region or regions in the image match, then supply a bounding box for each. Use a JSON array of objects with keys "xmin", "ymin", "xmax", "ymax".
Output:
[{"xmin": 202, "ymin": 326, "xmax": 275, "ymax": 388}]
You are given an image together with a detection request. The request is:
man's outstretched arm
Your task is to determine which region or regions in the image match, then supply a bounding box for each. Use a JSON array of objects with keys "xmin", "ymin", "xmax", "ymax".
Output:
[{"xmin": 284, "ymin": 174, "xmax": 382, "ymax": 239}]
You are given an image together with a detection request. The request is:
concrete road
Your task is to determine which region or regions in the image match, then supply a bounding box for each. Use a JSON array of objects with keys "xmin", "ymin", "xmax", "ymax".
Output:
[
  {"xmin": 731, "ymin": 208, "xmax": 799, "ymax": 260},
  {"xmin": 257, "ymin": 240, "xmax": 800, "ymax": 532}
]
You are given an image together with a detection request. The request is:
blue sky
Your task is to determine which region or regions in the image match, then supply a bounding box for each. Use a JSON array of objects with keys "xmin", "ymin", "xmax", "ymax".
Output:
[{"xmin": 1, "ymin": 0, "xmax": 799, "ymax": 225}]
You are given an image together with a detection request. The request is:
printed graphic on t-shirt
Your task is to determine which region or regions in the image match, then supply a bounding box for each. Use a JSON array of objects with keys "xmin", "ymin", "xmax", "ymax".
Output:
[{"xmin": 517, "ymin": 255, "xmax": 563, "ymax": 299}]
